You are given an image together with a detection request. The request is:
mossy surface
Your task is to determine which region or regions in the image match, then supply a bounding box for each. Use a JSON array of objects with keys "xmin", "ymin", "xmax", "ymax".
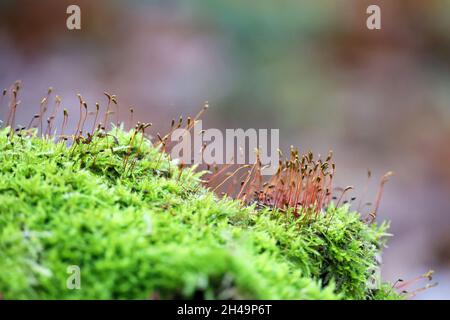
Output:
[{"xmin": 0, "ymin": 127, "xmax": 401, "ymax": 299}]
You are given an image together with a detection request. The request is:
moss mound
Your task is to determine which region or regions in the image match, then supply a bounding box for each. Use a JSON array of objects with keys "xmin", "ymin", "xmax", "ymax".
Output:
[{"xmin": 0, "ymin": 127, "xmax": 400, "ymax": 299}]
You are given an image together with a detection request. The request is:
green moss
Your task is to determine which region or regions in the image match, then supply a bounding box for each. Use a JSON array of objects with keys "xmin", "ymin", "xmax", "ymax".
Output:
[{"xmin": 0, "ymin": 127, "xmax": 401, "ymax": 299}]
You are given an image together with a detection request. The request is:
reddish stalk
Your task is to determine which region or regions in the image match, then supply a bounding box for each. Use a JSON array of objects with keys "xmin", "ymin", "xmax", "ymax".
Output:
[
  {"xmin": 91, "ymin": 103, "xmax": 100, "ymax": 135},
  {"xmin": 364, "ymin": 171, "xmax": 394, "ymax": 223}
]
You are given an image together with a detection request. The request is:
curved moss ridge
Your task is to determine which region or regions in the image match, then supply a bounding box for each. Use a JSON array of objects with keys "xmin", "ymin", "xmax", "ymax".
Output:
[{"xmin": 0, "ymin": 128, "xmax": 400, "ymax": 299}]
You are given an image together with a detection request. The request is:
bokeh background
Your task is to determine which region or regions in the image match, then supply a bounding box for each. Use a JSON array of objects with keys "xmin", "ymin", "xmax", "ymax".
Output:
[{"xmin": 1, "ymin": 0, "xmax": 449, "ymax": 299}]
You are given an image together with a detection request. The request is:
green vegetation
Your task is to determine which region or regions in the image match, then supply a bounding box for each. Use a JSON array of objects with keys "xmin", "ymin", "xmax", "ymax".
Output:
[{"xmin": 0, "ymin": 127, "xmax": 400, "ymax": 299}]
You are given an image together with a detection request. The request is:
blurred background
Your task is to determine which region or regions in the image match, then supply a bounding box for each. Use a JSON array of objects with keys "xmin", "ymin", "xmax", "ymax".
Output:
[{"xmin": 1, "ymin": 0, "xmax": 449, "ymax": 299}]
